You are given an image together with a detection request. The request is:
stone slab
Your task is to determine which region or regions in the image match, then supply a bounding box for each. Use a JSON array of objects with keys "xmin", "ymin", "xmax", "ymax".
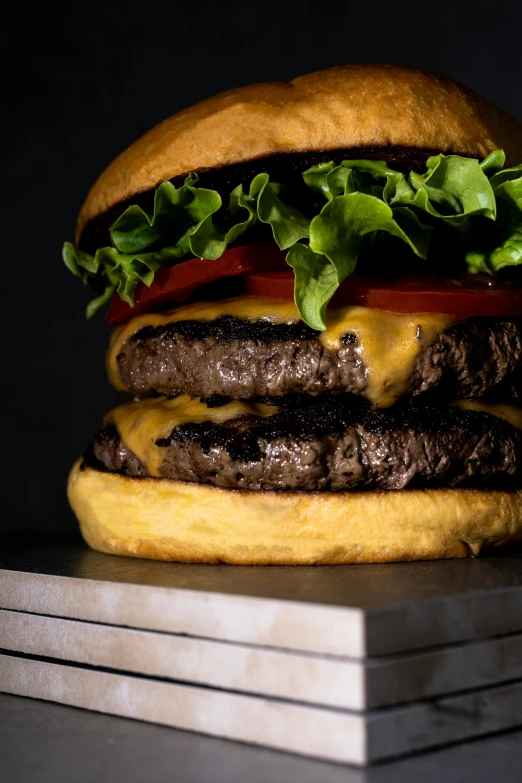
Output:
[
  {"xmin": 2, "ymin": 652, "xmax": 522, "ymax": 765},
  {"xmin": 2, "ymin": 608, "xmax": 522, "ymax": 710},
  {"xmin": 3, "ymin": 692, "xmax": 522, "ymax": 783},
  {"xmin": 2, "ymin": 541, "xmax": 522, "ymax": 657}
]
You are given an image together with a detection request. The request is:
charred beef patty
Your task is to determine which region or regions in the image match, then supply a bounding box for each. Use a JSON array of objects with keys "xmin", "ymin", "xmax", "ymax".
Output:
[
  {"xmin": 115, "ymin": 317, "xmax": 522, "ymax": 402},
  {"xmin": 91, "ymin": 397, "xmax": 522, "ymax": 492}
]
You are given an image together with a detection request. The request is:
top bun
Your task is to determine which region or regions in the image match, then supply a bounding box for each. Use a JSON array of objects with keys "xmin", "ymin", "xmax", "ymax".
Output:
[{"xmin": 77, "ymin": 64, "xmax": 522, "ymax": 241}]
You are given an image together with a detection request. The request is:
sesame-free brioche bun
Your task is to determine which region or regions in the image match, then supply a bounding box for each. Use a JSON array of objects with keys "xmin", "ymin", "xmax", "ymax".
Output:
[
  {"xmin": 68, "ymin": 460, "xmax": 522, "ymax": 565},
  {"xmin": 76, "ymin": 64, "xmax": 522, "ymax": 242}
]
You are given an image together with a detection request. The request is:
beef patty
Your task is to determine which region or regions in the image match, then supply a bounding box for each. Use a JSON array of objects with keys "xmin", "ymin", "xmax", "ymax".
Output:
[
  {"xmin": 91, "ymin": 396, "xmax": 522, "ymax": 492},
  {"xmin": 115, "ymin": 317, "xmax": 522, "ymax": 402}
]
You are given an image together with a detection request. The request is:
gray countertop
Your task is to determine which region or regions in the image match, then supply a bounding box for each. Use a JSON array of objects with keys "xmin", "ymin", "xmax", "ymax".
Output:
[
  {"xmin": 4, "ymin": 540, "xmax": 522, "ymax": 611},
  {"xmin": 2, "ymin": 693, "xmax": 522, "ymax": 783}
]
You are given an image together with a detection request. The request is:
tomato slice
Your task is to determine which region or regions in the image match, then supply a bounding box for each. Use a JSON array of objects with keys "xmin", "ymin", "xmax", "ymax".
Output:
[
  {"xmin": 106, "ymin": 241, "xmax": 522, "ymax": 324},
  {"xmin": 244, "ymin": 269, "xmax": 522, "ymax": 318},
  {"xmin": 106, "ymin": 243, "xmax": 287, "ymax": 325}
]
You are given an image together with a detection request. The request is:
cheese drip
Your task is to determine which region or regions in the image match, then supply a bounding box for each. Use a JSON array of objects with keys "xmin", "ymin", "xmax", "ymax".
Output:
[
  {"xmin": 107, "ymin": 295, "xmax": 453, "ymax": 408},
  {"xmin": 105, "ymin": 395, "xmax": 279, "ymax": 477},
  {"xmin": 452, "ymin": 400, "xmax": 522, "ymax": 430},
  {"xmin": 321, "ymin": 307, "xmax": 452, "ymax": 407}
]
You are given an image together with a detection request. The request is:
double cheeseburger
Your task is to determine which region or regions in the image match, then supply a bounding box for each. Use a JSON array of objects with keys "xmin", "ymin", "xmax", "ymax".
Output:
[{"xmin": 65, "ymin": 64, "xmax": 522, "ymax": 564}]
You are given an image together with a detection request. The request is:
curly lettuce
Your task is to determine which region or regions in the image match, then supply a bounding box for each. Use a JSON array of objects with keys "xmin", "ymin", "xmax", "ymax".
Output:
[{"xmin": 63, "ymin": 150, "xmax": 522, "ymax": 330}]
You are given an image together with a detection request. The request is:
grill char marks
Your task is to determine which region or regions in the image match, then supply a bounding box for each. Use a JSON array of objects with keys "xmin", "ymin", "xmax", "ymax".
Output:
[
  {"xmin": 80, "ymin": 146, "xmax": 443, "ymax": 252},
  {"xmin": 134, "ymin": 316, "xmax": 319, "ymax": 343},
  {"xmin": 116, "ymin": 317, "xmax": 522, "ymax": 402},
  {"xmin": 92, "ymin": 398, "xmax": 522, "ymax": 492}
]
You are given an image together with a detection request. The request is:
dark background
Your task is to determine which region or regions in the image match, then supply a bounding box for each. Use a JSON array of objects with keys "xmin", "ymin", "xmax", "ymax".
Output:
[{"xmin": 3, "ymin": 0, "xmax": 522, "ymax": 534}]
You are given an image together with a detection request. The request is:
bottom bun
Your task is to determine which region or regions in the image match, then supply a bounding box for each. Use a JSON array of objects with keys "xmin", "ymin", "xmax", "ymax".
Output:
[{"xmin": 68, "ymin": 460, "xmax": 522, "ymax": 565}]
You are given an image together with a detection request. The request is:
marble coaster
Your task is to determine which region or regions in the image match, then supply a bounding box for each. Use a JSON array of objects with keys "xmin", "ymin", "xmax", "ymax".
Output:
[
  {"xmin": 2, "ymin": 652, "xmax": 522, "ymax": 766},
  {"xmin": 2, "ymin": 608, "xmax": 522, "ymax": 710},
  {"xmin": 2, "ymin": 543, "xmax": 522, "ymax": 657}
]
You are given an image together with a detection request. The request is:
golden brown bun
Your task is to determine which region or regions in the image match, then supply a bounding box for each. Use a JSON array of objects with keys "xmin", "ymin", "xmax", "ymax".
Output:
[
  {"xmin": 68, "ymin": 460, "xmax": 522, "ymax": 565},
  {"xmin": 76, "ymin": 64, "xmax": 522, "ymax": 241}
]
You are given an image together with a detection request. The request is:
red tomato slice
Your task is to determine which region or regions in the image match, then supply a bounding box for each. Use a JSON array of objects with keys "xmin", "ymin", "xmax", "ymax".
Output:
[
  {"xmin": 106, "ymin": 243, "xmax": 287, "ymax": 325},
  {"xmin": 106, "ymin": 242, "xmax": 522, "ymax": 324},
  {"xmin": 244, "ymin": 269, "xmax": 522, "ymax": 318}
]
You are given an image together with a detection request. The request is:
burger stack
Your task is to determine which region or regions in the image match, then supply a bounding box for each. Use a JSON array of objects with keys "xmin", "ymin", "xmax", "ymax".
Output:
[{"xmin": 64, "ymin": 64, "xmax": 522, "ymax": 564}]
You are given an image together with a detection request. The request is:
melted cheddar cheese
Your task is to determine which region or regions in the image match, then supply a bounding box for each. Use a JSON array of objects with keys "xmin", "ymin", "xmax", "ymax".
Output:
[
  {"xmin": 452, "ymin": 400, "xmax": 522, "ymax": 430},
  {"xmin": 107, "ymin": 295, "xmax": 453, "ymax": 408},
  {"xmin": 105, "ymin": 393, "xmax": 522, "ymax": 479},
  {"xmin": 320, "ymin": 307, "xmax": 452, "ymax": 407},
  {"xmin": 105, "ymin": 395, "xmax": 278, "ymax": 477}
]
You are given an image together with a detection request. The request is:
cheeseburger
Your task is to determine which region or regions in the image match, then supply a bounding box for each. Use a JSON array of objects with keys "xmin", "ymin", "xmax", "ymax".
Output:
[{"xmin": 65, "ymin": 64, "xmax": 522, "ymax": 564}]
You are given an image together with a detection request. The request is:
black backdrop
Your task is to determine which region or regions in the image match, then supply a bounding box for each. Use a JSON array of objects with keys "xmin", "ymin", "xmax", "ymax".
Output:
[{"xmin": 3, "ymin": 0, "xmax": 522, "ymax": 534}]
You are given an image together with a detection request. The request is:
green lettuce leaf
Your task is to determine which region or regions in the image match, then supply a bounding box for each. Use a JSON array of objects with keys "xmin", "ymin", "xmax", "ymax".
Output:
[
  {"xmin": 304, "ymin": 160, "xmax": 397, "ymax": 201},
  {"xmin": 489, "ymin": 163, "xmax": 522, "ymax": 190},
  {"xmin": 387, "ymin": 155, "xmax": 497, "ymax": 221},
  {"xmin": 64, "ymin": 150, "xmax": 522, "ymax": 329},
  {"xmin": 254, "ymin": 174, "xmax": 310, "ymax": 248},
  {"xmin": 410, "ymin": 155, "xmax": 496, "ymax": 218},
  {"xmin": 62, "ymin": 242, "xmax": 181, "ymax": 318},
  {"xmin": 286, "ymin": 244, "xmax": 338, "ymax": 331},
  {"xmin": 63, "ymin": 242, "xmax": 99, "ymax": 282},
  {"xmin": 489, "ymin": 230, "xmax": 522, "ymax": 270},
  {"xmin": 110, "ymin": 174, "xmax": 222, "ymax": 255},
  {"xmin": 189, "ymin": 182, "xmax": 257, "ymax": 260},
  {"xmin": 465, "ymin": 161, "xmax": 522, "ymax": 275},
  {"xmin": 466, "ymin": 230, "xmax": 522, "ymax": 274},
  {"xmin": 85, "ymin": 285, "xmax": 115, "ymax": 319},
  {"xmin": 288, "ymin": 194, "xmax": 430, "ymax": 329},
  {"xmin": 480, "ymin": 150, "xmax": 506, "ymax": 177},
  {"xmin": 493, "ymin": 171, "xmax": 522, "ymax": 213},
  {"xmin": 189, "ymin": 173, "xmax": 310, "ymax": 258}
]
